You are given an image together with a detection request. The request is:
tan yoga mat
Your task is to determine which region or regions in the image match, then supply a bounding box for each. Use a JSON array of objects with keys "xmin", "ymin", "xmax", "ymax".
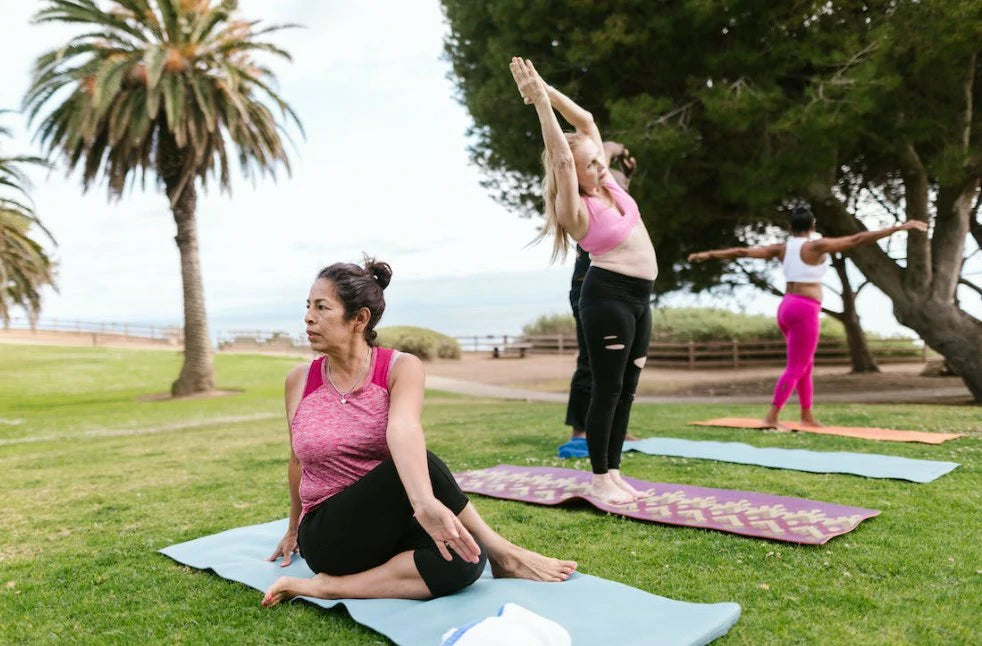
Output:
[{"xmin": 690, "ymin": 417, "xmax": 964, "ymax": 444}]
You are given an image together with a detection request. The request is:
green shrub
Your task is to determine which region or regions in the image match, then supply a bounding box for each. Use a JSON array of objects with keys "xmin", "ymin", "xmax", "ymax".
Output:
[
  {"xmin": 522, "ymin": 307, "xmax": 855, "ymax": 342},
  {"xmin": 376, "ymin": 326, "xmax": 460, "ymax": 361},
  {"xmin": 647, "ymin": 307, "xmax": 853, "ymax": 342},
  {"xmin": 522, "ymin": 313, "xmax": 576, "ymax": 336}
]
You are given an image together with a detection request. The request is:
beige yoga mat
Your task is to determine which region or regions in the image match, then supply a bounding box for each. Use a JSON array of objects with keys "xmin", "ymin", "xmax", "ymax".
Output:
[{"xmin": 690, "ymin": 417, "xmax": 964, "ymax": 444}]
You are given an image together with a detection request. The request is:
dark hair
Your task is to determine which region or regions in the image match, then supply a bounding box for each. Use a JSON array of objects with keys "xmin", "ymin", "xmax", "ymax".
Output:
[
  {"xmin": 316, "ymin": 255, "xmax": 392, "ymax": 345},
  {"xmin": 790, "ymin": 204, "xmax": 815, "ymax": 234}
]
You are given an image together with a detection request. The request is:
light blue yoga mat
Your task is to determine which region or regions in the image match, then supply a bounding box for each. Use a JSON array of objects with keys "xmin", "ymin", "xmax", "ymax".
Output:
[
  {"xmin": 161, "ymin": 519, "xmax": 741, "ymax": 646},
  {"xmin": 623, "ymin": 437, "xmax": 958, "ymax": 483}
]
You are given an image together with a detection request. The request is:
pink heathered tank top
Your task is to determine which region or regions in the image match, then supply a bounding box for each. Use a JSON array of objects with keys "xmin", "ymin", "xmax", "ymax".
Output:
[
  {"xmin": 577, "ymin": 178, "xmax": 641, "ymax": 255},
  {"xmin": 291, "ymin": 346, "xmax": 400, "ymax": 522}
]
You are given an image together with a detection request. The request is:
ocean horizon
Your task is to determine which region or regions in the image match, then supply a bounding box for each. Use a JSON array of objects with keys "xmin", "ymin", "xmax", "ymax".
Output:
[{"xmin": 16, "ymin": 266, "xmax": 930, "ymax": 343}]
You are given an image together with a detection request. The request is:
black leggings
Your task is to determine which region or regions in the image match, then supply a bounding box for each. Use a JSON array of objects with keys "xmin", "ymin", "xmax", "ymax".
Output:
[
  {"xmin": 297, "ymin": 451, "xmax": 487, "ymax": 598},
  {"xmin": 565, "ymin": 282, "xmax": 591, "ymax": 430},
  {"xmin": 579, "ymin": 267, "xmax": 653, "ymax": 474}
]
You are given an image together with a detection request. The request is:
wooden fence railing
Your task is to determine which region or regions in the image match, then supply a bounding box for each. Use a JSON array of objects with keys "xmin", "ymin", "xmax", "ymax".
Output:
[
  {"xmin": 482, "ymin": 334, "xmax": 929, "ymax": 369},
  {"xmin": 2, "ymin": 318, "xmax": 182, "ymax": 346},
  {"xmin": 2, "ymin": 322, "xmax": 931, "ymax": 369}
]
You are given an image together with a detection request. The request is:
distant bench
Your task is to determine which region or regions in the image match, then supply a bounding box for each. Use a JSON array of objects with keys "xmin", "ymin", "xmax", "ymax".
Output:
[{"xmin": 492, "ymin": 342, "xmax": 532, "ymax": 359}]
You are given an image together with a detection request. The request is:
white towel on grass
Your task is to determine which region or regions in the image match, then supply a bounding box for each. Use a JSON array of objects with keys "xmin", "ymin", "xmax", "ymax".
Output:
[{"xmin": 441, "ymin": 602, "xmax": 572, "ymax": 646}]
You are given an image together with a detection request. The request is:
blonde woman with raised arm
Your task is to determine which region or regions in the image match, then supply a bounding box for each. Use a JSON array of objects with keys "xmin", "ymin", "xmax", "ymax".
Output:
[{"xmin": 510, "ymin": 57, "xmax": 657, "ymax": 505}]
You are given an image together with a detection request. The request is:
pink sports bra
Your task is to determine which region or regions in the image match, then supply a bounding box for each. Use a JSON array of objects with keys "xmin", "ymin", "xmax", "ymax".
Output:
[{"xmin": 577, "ymin": 179, "xmax": 641, "ymax": 255}]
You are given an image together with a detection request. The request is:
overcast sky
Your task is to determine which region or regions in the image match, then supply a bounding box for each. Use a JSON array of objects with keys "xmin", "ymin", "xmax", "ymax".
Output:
[{"xmin": 0, "ymin": 0, "xmax": 977, "ymax": 338}]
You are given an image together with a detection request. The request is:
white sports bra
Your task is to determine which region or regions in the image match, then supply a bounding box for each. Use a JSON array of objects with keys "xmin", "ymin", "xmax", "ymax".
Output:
[{"xmin": 783, "ymin": 237, "xmax": 828, "ymax": 283}]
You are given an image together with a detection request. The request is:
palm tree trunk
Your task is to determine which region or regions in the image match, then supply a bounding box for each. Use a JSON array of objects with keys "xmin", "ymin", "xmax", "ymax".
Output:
[
  {"xmin": 159, "ymin": 133, "xmax": 214, "ymax": 396},
  {"xmin": 170, "ymin": 181, "xmax": 214, "ymax": 396}
]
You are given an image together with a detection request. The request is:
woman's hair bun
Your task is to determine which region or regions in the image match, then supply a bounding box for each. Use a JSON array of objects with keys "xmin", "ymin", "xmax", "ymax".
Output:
[
  {"xmin": 789, "ymin": 203, "xmax": 815, "ymax": 233},
  {"xmin": 363, "ymin": 256, "xmax": 392, "ymax": 290}
]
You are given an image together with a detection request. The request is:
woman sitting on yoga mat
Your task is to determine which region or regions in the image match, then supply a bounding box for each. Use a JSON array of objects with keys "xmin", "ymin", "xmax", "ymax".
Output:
[
  {"xmin": 262, "ymin": 258, "xmax": 577, "ymax": 607},
  {"xmin": 688, "ymin": 205, "xmax": 927, "ymax": 428},
  {"xmin": 511, "ymin": 57, "xmax": 657, "ymax": 505}
]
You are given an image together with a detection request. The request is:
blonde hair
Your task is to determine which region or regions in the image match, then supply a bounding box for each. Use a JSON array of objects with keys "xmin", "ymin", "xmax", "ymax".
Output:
[{"xmin": 534, "ymin": 132, "xmax": 588, "ymax": 263}]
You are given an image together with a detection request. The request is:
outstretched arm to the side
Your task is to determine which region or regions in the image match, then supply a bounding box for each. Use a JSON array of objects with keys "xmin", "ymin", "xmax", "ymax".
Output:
[
  {"xmin": 688, "ymin": 243, "xmax": 785, "ymax": 263},
  {"xmin": 804, "ymin": 220, "xmax": 928, "ymax": 259},
  {"xmin": 510, "ymin": 57, "xmax": 587, "ymax": 238}
]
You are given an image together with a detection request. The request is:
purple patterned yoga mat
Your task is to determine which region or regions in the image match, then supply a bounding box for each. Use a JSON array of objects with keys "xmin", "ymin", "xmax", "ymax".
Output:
[{"xmin": 455, "ymin": 465, "xmax": 879, "ymax": 545}]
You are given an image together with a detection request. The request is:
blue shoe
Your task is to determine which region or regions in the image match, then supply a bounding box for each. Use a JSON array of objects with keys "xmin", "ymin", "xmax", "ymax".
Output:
[{"xmin": 557, "ymin": 437, "xmax": 589, "ymax": 459}]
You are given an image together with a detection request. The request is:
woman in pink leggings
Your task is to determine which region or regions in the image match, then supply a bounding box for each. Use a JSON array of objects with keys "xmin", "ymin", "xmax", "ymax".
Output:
[{"xmin": 688, "ymin": 205, "xmax": 927, "ymax": 427}]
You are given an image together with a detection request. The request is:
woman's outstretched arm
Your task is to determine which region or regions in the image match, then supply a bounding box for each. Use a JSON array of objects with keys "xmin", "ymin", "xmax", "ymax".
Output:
[
  {"xmin": 805, "ymin": 220, "xmax": 928, "ymax": 258},
  {"xmin": 510, "ymin": 57, "xmax": 586, "ymax": 237},
  {"xmin": 688, "ymin": 243, "xmax": 785, "ymax": 263}
]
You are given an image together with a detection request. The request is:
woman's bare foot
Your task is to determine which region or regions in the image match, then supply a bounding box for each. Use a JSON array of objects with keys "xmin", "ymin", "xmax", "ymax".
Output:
[
  {"xmin": 799, "ymin": 410, "xmax": 822, "ymax": 427},
  {"xmin": 488, "ymin": 545, "xmax": 577, "ymax": 583},
  {"xmin": 762, "ymin": 405, "xmax": 791, "ymax": 430},
  {"xmin": 608, "ymin": 469, "xmax": 647, "ymax": 500},
  {"xmin": 261, "ymin": 573, "xmax": 331, "ymax": 607},
  {"xmin": 587, "ymin": 473, "xmax": 635, "ymax": 505}
]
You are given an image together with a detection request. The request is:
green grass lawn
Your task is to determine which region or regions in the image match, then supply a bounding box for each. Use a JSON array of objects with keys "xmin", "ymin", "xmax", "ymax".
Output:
[{"xmin": 1, "ymin": 344, "xmax": 979, "ymax": 644}]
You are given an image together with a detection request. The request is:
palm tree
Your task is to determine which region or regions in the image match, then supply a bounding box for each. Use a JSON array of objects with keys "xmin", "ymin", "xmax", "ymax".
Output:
[
  {"xmin": 24, "ymin": 0, "xmax": 302, "ymax": 396},
  {"xmin": 0, "ymin": 112, "xmax": 55, "ymax": 328}
]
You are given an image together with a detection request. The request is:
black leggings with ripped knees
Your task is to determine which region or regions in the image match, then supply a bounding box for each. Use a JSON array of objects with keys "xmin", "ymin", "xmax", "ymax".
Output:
[
  {"xmin": 578, "ymin": 266, "xmax": 653, "ymax": 474},
  {"xmin": 297, "ymin": 451, "xmax": 487, "ymax": 598}
]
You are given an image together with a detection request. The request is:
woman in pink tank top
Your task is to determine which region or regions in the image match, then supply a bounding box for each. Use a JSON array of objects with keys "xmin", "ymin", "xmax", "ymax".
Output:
[
  {"xmin": 262, "ymin": 257, "xmax": 577, "ymax": 607},
  {"xmin": 688, "ymin": 205, "xmax": 927, "ymax": 428},
  {"xmin": 511, "ymin": 57, "xmax": 657, "ymax": 506}
]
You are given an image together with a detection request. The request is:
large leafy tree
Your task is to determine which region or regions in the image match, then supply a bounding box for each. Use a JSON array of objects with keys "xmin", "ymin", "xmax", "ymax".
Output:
[
  {"xmin": 24, "ymin": 0, "xmax": 302, "ymax": 396},
  {"xmin": 442, "ymin": 0, "xmax": 982, "ymax": 400},
  {"xmin": 0, "ymin": 113, "xmax": 55, "ymax": 327}
]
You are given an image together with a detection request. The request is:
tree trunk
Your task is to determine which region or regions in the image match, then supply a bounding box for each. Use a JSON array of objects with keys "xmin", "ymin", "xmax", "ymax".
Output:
[
  {"xmin": 830, "ymin": 253, "xmax": 879, "ymax": 373},
  {"xmin": 895, "ymin": 299, "xmax": 982, "ymax": 397},
  {"xmin": 159, "ymin": 133, "xmax": 214, "ymax": 397},
  {"xmin": 808, "ymin": 180, "xmax": 982, "ymax": 401}
]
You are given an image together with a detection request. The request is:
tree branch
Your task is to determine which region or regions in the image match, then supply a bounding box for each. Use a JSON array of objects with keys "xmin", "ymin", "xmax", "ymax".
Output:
[
  {"xmin": 933, "ymin": 180, "xmax": 977, "ymax": 302},
  {"xmin": 961, "ymin": 51, "xmax": 975, "ymax": 154},
  {"xmin": 958, "ymin": 277, "xmax": 982, "ymax": 298},
  {"xmin": 970, "ymin": 189, "xmax": 982, "ymax": 250},
  {"xmin": 863, "ymin": 185, "xmax": 901, "ymax": 221},
  {"xmin": 899, "ymin": 143, "xmax": 932, "ymax": 294},
  {"xmin": 806, "ymin": 181, "xmax": 907, "ymax": 302}
]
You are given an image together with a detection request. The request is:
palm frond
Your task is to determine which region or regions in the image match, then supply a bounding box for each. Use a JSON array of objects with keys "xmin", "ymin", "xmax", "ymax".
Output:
[{"xmin": 26, "ymin": 0, "xmax": 303, "ymax": 204}]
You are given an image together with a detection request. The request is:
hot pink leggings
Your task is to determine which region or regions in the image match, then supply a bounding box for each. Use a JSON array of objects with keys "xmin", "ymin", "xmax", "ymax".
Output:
[{"xmin": 772, "ymin": 294, "xmax": 821, "ymax": 410}]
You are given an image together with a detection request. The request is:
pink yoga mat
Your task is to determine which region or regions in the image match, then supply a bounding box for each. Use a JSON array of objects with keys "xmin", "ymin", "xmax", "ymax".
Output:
[
  {"xmin": 690, "ymin": 417, "xmax": 964, "ymax": 444},
  {"xmin": 455, "ymin": 465, "xmax": 879, "ymax": 545}
]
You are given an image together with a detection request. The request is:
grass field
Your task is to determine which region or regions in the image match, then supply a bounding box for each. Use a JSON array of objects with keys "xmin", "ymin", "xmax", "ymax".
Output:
[{"xmin": 1, "ymin": 344, "xmax": 979, "ymax": 644}]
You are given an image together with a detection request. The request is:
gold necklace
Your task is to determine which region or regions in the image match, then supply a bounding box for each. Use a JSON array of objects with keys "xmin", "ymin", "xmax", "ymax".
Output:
[{"xmin": 325, "ymin": 349, "xmax": 371, "ymax": 405}]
